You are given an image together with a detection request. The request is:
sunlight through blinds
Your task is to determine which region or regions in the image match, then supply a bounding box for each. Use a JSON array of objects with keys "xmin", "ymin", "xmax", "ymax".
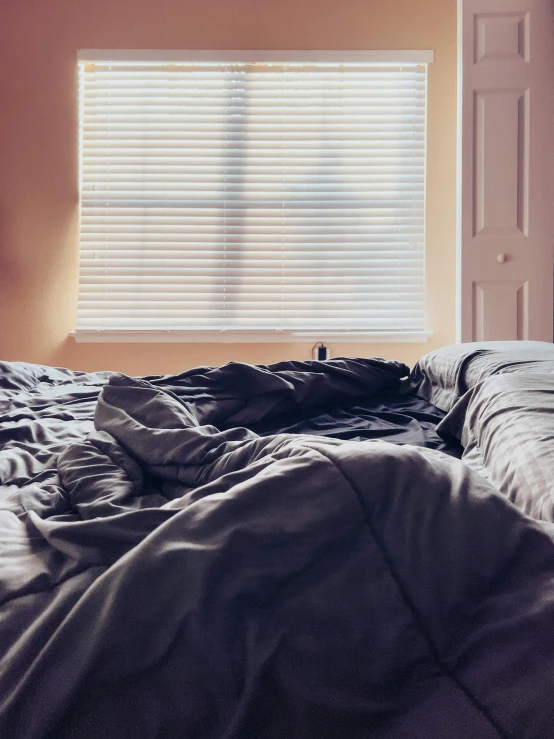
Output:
[{"xmin": 77, "ymin": 56, "xmax": 427, "ymax": 336}]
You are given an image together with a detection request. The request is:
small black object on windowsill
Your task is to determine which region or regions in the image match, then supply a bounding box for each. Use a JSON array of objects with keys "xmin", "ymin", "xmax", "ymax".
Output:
[{"xmin": 312, "ymin": 342, "xmax": 329, "ymax": 361}]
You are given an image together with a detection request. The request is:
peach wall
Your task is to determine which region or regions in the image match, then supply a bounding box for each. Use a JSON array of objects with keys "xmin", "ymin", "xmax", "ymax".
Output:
[{"xmin": 0, "ymin": 0, "xmax": 457, "ymax": 375}]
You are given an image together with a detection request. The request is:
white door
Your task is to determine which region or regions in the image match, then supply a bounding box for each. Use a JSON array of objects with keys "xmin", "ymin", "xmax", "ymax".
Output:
[{"xmin": 458, "ymin": 0, "xmax": 554, "ymax": 342}]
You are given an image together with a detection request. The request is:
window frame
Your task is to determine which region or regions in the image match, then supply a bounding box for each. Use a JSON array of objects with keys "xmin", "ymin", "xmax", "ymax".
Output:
[{"xmin": 74, "ymin": 49, "xmax": 433, "ymax": 344}]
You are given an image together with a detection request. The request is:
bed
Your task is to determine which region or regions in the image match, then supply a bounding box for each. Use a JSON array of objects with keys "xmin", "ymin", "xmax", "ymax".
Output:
[{"xmin": 1, "ymin": 344, "xmax": 554, "ymax": 739}]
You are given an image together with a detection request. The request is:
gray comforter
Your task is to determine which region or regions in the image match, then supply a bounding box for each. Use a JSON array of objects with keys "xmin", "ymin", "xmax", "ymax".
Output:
[{"xmin": 2, "ymin": 359, "xmax": 554, "ymax": 738}]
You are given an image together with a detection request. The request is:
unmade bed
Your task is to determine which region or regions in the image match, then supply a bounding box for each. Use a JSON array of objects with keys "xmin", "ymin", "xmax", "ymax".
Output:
[{"xmin": 2, "ymin": 343, "xmax": 554, "ymax": 738}]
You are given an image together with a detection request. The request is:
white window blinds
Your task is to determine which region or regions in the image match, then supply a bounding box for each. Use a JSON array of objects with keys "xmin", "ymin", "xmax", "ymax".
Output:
[{"xmin": 77, "ymin": 52, "xmax": 429, "ymax": 340}]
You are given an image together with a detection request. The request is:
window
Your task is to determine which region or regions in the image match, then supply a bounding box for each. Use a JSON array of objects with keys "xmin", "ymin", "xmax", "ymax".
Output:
[{"xmin": 76, "ymin": 51, "xmax": 431, "ymax": 342}]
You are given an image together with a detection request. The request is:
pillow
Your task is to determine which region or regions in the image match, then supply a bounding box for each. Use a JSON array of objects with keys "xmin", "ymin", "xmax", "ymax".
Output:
[
  {"xmin": 409, "ymin": 341, "xmax": 554, "ymax": 411},
  {"xmin": 440, "ymin": 373, "xmax": 554, "ymax": 522}
]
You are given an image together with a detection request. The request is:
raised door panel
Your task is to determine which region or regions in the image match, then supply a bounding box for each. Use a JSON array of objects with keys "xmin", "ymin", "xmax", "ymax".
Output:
[
  {"xmin": 473, "ymin": 280, "xmax": 528, "ymax": 340},
  {"xmin": 473, "ymin": 89, "xmax": 527, "ymax": 236}
]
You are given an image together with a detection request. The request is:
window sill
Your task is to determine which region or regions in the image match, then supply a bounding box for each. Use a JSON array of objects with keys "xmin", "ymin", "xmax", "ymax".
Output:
[{"xmin": 71, "ymin": 330, "xmax": 432, "ymax": 344}]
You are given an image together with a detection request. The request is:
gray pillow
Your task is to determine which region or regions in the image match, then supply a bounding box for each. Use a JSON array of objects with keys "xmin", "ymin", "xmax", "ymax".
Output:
[{"xmin": 409, "ymin": 341, "xmax": 554, "ymax": 411}]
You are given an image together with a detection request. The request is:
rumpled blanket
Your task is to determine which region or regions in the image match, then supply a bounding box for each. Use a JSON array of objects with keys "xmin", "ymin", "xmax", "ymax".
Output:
[{"xmin": 2, "ymin": 359, "xmax": 554, "ymax": 738}]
